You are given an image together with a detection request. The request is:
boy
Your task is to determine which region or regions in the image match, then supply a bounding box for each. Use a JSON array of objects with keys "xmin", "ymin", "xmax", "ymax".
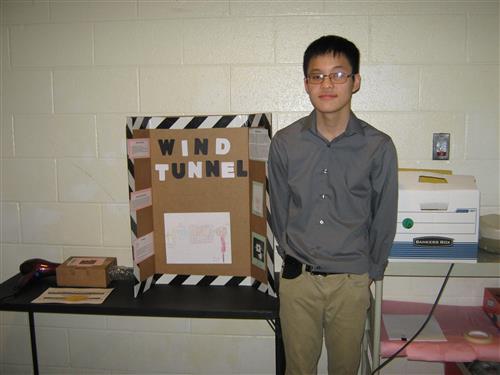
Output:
[{"xmin": 268, "ymin": 35, "xmax": 398, "ymax": 375}]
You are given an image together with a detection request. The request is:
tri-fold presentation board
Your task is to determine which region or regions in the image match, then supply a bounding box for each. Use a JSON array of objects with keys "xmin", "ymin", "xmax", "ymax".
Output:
[
  {"xmin": 126, "ymin": 114, "xmax": 276, "ymax": 297},
  {"xmin": 391, "ymin": 170, "xmax": 480, "ymax": 262}
]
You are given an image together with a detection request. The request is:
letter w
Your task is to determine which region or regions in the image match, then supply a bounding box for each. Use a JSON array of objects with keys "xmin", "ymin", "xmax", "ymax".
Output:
[{"xmin": 158, "ymin": 139, "xmax": 175, "ymax": 156}]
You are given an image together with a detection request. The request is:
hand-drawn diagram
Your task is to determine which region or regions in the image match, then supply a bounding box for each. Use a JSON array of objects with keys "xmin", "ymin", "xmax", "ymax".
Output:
[{"xmin": 164, "ymin": 212, "xmax": 232, "ymax": 264}]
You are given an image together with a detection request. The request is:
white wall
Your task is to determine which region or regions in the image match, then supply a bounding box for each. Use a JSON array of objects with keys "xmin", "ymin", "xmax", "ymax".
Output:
[{"xmin": 1, "ymin": 1, "xmax": 498, "ymax": 374}]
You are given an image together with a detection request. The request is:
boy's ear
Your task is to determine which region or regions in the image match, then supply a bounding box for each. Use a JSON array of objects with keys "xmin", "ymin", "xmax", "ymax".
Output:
[
  {"xmin": 352, "ymin": 74, "xmax": 361, "ymax": 94},
  {"xmin": 304, "ymin": 78, "xmax": 310, "ymax": 95}
]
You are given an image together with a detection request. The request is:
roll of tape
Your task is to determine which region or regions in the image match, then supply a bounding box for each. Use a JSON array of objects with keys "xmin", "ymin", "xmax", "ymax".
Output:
[{"xmin": 464, "ymin": 330, "xmax": 493, "ymax": 344}]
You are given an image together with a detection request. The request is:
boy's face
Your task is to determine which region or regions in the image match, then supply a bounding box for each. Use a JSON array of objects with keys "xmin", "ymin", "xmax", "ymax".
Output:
[{"xmin": 304, "ymin": 53, "xmax": 360, "ymax": 116}]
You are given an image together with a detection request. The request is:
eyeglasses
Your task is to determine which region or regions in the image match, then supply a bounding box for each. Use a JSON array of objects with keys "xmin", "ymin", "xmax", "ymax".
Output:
[{"xmin": 306, "ymin": 71, "xmax": 354, "ymax": 85}]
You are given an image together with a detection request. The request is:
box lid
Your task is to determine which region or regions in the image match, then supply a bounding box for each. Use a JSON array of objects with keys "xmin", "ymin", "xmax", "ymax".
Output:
[{"xmin": 399, "ymin": 171, "xmax": 478, "ymax": 191}]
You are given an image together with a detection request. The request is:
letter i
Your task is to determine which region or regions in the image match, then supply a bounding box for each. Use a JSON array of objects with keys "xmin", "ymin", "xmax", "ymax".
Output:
[{"xmin": 181, "ymin": 139, "xmax": 188, "ymax": 157}]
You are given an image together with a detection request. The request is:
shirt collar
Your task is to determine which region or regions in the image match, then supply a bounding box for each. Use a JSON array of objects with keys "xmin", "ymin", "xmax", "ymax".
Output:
[{"xmin": 301, "ymin": 110, "xmax": 365, "ymax": 137}]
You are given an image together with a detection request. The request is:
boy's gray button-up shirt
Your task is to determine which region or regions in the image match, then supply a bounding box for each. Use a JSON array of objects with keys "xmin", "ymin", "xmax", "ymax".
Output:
[{"xmin": 268, "ymin": 110, "xmax": 398, "ymax": 280}]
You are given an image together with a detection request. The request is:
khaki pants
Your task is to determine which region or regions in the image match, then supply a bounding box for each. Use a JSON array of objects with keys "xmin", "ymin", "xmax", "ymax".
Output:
[{"xmin": 279, "ymin": 271, "xmax": 370, "ymax": 375}]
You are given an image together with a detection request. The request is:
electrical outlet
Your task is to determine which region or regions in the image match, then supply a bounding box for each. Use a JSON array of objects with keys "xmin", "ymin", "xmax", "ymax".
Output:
[{"xmin": 432, "ymin": 133, "xmax": 450, "ymax": 160}]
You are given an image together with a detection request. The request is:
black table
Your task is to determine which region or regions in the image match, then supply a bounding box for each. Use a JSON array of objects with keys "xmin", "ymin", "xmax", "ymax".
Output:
[{"xmin": 0, "ymin": 274, "xmax": 283, "ymax": 375}]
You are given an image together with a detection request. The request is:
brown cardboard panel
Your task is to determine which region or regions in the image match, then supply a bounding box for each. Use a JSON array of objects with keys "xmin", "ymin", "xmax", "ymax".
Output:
[
  {"xmin": 134, "ymin": 158, "xmax": 152, "ymax": 191},
  {"xmin": 249, "ymin": 160, "xmax": 268, "ymax": 283},
  {"xmin": 147, "ymin": 127, "xmax": 254, "ymax": 276},
  {"xmin": 136, "ymin": 205, "xmax": 153, "ymax": 238},
  {"xmin": 128, "ymin": 119, "xmax": 276, "ymax": 293},
  {"xmin": 133, "ymin": 129, "xmax": 149, "ymax": 138},
  {"xmin": 153, "ymin": 189, "xmax": 251, "ymax": 276},
  {"xmin": 131, "ymin": 129, "xmax": 152, "ymax": 191},
  {"xmin": 149, "ymin": 128, "xmax": 250, "ymax": 186},
  {"xmin": 137, "ymin": 255, "xmax": 155, "ymax": 282}
]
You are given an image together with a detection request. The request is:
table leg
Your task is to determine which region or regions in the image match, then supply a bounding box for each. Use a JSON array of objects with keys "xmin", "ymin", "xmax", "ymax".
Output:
[
  {"xmin": 275, "ymin": 318, "xmax": 285, "ymax": 375},
  {"xmin": 28, "ymin": 312, "xmax": 39, "ymax": 375},
  {"xmin": 371, "ymin": 280, "xmax": 383, "ymax": 374}
]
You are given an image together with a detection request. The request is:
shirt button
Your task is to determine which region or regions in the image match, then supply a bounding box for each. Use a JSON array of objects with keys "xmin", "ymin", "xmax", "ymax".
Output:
[
  {"xmin": 319, "ymin": 219, "xmax": 325, "ymax": 225},
  {"xmin": 322, "ymin": 168, "xmax": 328, "ymax": 174}
]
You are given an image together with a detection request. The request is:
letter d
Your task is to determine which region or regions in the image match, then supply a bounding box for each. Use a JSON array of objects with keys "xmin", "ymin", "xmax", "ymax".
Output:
[{"xmin": 215, "ymin": 138, "xmax": 231, "ymax": 155}]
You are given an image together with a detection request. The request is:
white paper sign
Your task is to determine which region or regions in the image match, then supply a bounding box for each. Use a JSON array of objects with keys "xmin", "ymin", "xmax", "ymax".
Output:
[
  {"xmin": 252, "ymin": 181, "xmax": 264, "ymax": 217},
  {"xmin": 249, "ymin": 128, "xmax": 270, "ymax": 161},
  {"xmin": 130, "ymin": 188, "xmax": 153, "ymax": 211},
  {"xmin": 32, "ymin": 288, "xmax": 113, "ymax": 304},
  {"xmin": 127, "ymin": 138, "xmax": 150, "ymax": 159},
  {"xmin": 133, "ymin": 232, "xmax": 154, "ymax": 264},
  {"xmin": 164, "ymin": 212, "xmax": 231, "ymax": 264}
]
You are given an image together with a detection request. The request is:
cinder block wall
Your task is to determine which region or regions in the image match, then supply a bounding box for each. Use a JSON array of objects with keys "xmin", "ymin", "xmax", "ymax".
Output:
[{"xmin": 1, "ymin": 1, "xmax": 498, "ymax": 374}]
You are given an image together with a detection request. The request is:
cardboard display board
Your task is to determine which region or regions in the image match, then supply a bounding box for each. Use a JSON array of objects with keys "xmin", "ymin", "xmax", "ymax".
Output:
[{"xmin": 126, "ymin": 114, "xmax": 276, "ymax": 297}]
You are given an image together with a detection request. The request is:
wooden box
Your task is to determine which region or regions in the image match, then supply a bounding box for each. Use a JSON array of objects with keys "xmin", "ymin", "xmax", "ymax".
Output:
[{"xmin": 56, "ymin": 257, "xmax": 116, "ymax": 288}]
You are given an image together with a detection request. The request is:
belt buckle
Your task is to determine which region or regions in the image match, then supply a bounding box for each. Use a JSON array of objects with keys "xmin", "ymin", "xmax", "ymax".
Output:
[
  {"xmin": 305, "ymin": 265, "xmax": 328, "ymax": 277},
  {"xmin": 311, "ymin": 271, "xmax": 328, "ymax": 277}
]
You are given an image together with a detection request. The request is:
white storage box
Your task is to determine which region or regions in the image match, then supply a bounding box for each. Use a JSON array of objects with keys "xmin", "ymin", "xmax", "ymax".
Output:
[{"xmin": 390, "ymin": 171, "xmax": 480, "ymax": 262}]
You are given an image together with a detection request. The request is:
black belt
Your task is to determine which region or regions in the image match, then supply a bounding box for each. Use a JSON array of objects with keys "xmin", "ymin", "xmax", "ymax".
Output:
[
  {"xmin": 304, "ymin": 264, "xmax": 341, "ymax": 277},
  {"xmin": 283, "ymin": 255, "xmax": 343, "ymax": 279}
]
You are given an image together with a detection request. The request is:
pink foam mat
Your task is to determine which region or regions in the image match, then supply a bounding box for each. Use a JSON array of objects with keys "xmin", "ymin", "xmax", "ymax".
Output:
[{"xmin": 380, "ymin": 300, "xmax": 500, "ymax": 362}]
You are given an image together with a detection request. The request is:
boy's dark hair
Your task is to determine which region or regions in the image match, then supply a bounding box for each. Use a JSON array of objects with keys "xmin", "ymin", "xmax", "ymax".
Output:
[{"xmin": 303, "ymin": 35, "xmax": 360, "ymax": 77}]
